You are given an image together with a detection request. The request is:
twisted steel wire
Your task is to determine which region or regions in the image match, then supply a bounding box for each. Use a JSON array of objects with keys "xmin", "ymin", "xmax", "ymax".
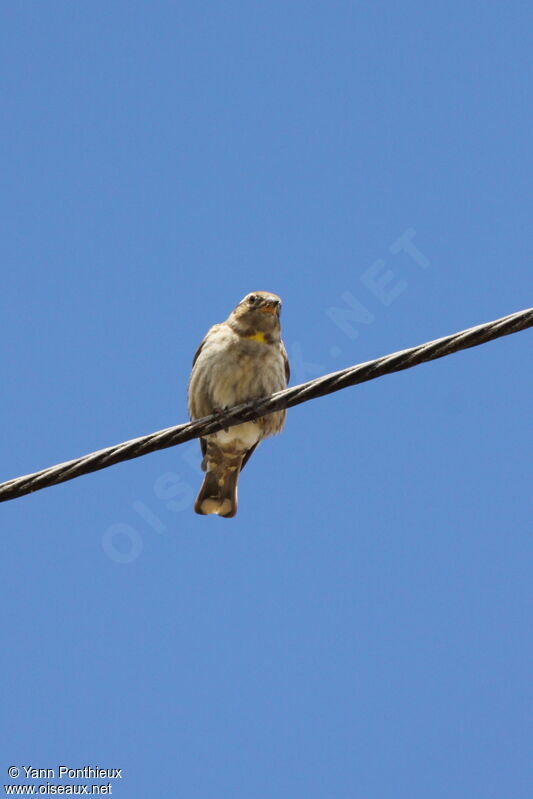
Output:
[{"xmin": 1, "ymin": 307, "xmax": 531, "ymax": 504}]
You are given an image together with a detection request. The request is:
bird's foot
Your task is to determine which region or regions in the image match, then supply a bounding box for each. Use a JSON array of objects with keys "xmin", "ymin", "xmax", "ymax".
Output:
[
  {"xmin": 212, "ymin": 406, "xmax": 229, "ymax": 432},
  {"xmin": 249, "ymin": 399, "xmax": 266, "ymax": 425}
]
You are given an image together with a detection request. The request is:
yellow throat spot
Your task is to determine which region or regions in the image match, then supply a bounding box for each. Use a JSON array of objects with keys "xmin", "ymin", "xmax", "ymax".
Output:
[{"xmin": 245, "ymin": 331, "xmax": 267, "ymax": 343}]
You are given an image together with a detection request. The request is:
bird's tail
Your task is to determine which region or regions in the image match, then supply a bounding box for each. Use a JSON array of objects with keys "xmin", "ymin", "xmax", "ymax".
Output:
[{"xmin": 194, "ymin": 459, "xmax": 243, "ymax": 517}]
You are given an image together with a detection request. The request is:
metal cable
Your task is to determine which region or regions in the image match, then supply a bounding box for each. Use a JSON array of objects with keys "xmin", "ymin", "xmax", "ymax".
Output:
[{"xmin": 1, "ymin": 307, "xmax": 531, "ymax": 503}]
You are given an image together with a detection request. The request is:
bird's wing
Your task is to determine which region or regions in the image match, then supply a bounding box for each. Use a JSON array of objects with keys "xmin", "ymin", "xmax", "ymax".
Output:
[
  {"xmin": 240, "ymin": 443, "xmax": 259, "ymax": 471},
  {"xmin": 191, "ymin": 325, "xmax": 222, "ymax": 461},
  {"xmin": 280, "ymin": 340, "xmax": 290, "ymax": 383},
  {"xmin": 192, "ymin": 324, "xmax": 222, "ymax": 367}
]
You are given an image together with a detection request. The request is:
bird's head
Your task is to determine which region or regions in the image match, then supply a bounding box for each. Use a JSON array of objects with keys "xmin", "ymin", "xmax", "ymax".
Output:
[{"xmin": 229, "ymin": 291, "xmax": 282, "ymax": 339}]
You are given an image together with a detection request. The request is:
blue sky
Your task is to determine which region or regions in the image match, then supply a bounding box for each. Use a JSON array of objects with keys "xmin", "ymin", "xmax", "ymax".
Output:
[{"xmin": 1, "ymin": 2, "xmax": 531, "ymax": 797}]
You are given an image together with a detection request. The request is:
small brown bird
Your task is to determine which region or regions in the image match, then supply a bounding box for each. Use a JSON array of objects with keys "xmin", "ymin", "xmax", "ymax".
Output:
[{"xmin": 188, "ymin": 291, "xmax": 290, "ymax": 517}]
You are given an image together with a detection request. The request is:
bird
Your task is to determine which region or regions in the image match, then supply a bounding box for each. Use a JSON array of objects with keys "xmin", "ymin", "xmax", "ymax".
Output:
[{"xmin": 188, "ymin": 291, "xmax": 290, "ymax": 517}]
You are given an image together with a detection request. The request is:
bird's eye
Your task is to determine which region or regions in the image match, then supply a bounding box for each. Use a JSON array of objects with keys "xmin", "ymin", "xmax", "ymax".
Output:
[{"xmin": 248, "ymin": 294, "xmax": 258, "ymax": 305}]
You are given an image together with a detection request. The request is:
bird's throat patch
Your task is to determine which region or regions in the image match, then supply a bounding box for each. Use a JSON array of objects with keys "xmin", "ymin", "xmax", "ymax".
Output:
[{"xmin": 244, "ymin": 331, "xmax": 267, "ymax": 343}]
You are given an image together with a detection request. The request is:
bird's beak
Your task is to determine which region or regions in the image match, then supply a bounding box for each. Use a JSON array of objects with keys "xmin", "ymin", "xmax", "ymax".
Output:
[{"xmin": 260, "ymin": 300, "xmax": 280, "ymax": 314}]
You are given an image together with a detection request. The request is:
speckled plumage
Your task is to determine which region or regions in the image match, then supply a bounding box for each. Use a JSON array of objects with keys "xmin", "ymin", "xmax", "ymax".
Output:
[{"xmin": 188, "ymin": 291, "xmax": 289, "ymax": 517}]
